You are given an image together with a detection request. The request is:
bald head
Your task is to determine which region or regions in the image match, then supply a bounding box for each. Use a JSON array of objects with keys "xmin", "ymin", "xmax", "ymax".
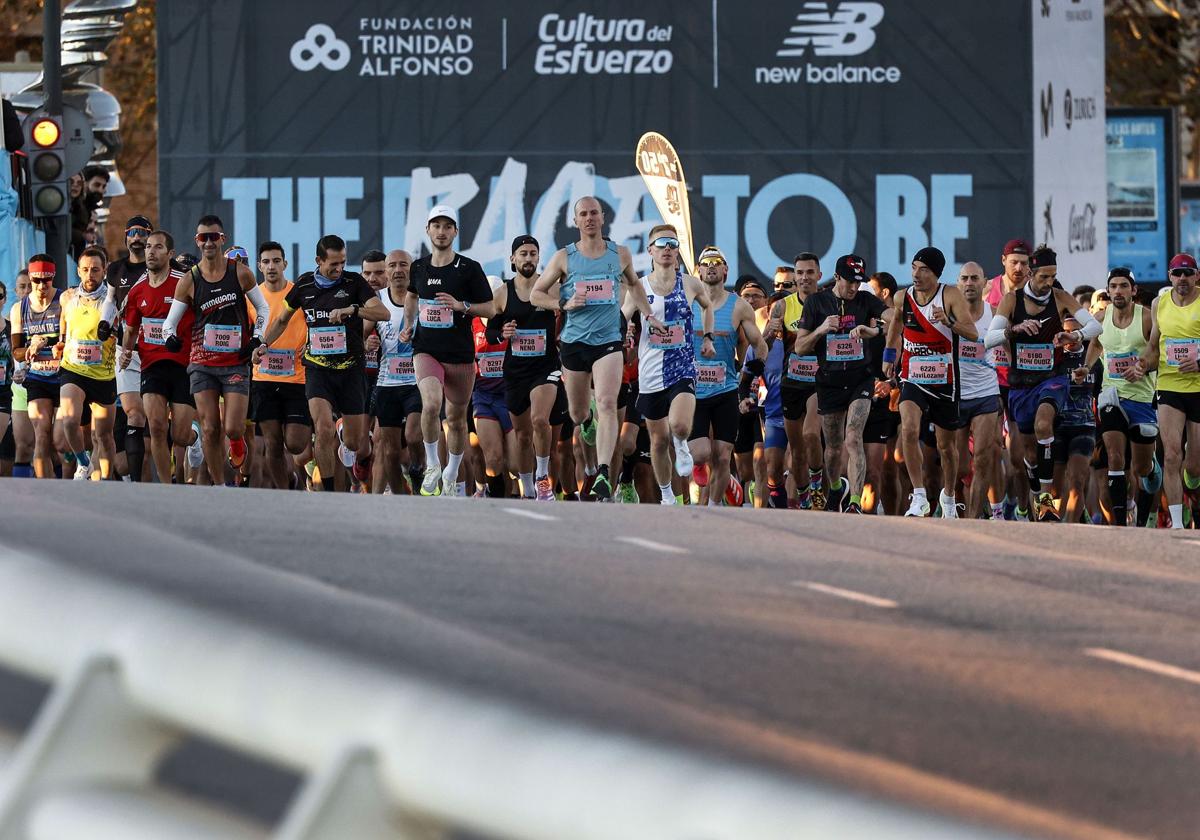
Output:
[
  {"xmin": 573, "ymin": 195, "xmax": 605, "ymax": 238},
  {"xmin": 386, "ymin": 249, "xmax": 412, "ymax": 290},
  {"xmin": 958, "ymin": 260, "xmax": 987, "ymax": 303}
]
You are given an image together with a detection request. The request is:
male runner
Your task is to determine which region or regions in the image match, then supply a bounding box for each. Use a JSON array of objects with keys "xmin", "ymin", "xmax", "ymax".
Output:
[
  {"xmin": 249, "ymin": 241, "xmax": 311, "ymax": 490},
  {"xmin": 623, "ymin": 224, "xmax": 715, "ymax": 504},
  {"xmin": 120, "ymin": 230, "xmax": 202, "ymax": 483},
  {"xmin": 58, "ymin": 247, "xmax": 118, "ymax": 479},
  {"xmin": 1085, "ymin": 267, "xmax": 1158, "ymax": 526},
  {"xmin": 161, "ymin": 214, "xmax": 270, "ymax": 486},
  {"xmin": 260, "ymin": 234, "xmax": 386, "ymax": 492},
  {"xmin": 955, "ymin": 261, "xmax": 1004, "ymax": 519},
  {"xmin": 372, "ymin": 249, "xmax": 421, "ymax": 494},
  {"xmin": 985, "ymin": 245, "xmax": 1102, "ymax": 521},
  {"xmin": 884, "ymin": 247, "xmax": 978, "ymax": 517},
  {"xmin": 1132, "ymin": 253, "xmax": 1200, "ymax": 528},
  {"xmin": 688, "ymin": 246, "xmax": 767, "ymax": 505},
  {"xmin": 794, "ymin": 255, "xmax": 890, "ymax": 513},
  {"xmin": 10, "ymin": 254, "xmax": 63, "ymax": 478},
  {"xmin": 100, "ymin": 214, "xmax": 153, "ymax": 479},
  {"xmin": 530, "ymin": 196, "xmax": 660, "ymax": 501},
  {"xmin": 986, "ymin": 238, "xmax": 1032, "ymax": 517}
]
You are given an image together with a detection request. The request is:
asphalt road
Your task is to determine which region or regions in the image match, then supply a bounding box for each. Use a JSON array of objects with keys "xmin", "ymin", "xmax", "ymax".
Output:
[{"xmin": 1, "ymin": 480, "xmax": 1198, "ymax": 839}]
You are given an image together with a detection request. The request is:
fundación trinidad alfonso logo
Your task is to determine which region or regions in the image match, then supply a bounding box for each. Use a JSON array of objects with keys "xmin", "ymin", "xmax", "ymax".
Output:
[
  {"xmin": 290, "ymin": 24, "xmax": 351, "ymax": 71},
  {"xmin": 776, "ymin": 1, "xmax": 884, "ymax": 57}
]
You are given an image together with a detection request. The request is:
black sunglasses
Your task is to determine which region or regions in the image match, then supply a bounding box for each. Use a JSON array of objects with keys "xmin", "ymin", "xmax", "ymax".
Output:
[{"xmin": 1170, "ymin": 268, "xmax": 1196, "ymax": 277}]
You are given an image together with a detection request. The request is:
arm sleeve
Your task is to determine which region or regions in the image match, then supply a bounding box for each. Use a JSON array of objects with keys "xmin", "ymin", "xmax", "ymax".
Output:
[
  {"xmin": 984, "ymin": 314, "xmax": 1009, "ymax": 349},
  {"xmin": 162, "ymin": 298, "xmax": 189, "ymax": 339},
  {"xmin": 1073, "ymin": 307, "xmax": 1102, "ymax": 340},
  {"xmin": 245, "ymin": 283, "xmax": 269, "ymax": 338},
  {"xmin": 100, "ymin": 282, "xmax": 118, "ymax": 324}
]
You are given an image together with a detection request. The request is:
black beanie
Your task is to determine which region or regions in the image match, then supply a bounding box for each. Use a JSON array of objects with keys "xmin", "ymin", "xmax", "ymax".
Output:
[{"xmin": 913, "ymin": 246, "xmax": 946, "ymax": 278}]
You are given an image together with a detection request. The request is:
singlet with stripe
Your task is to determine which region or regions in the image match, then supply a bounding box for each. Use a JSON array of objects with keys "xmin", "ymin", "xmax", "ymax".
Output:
[
  {"xmin": 190, "ymin": 260, "xmax": 250, "ymax": 368},
  {"xmin": 692, "ymin": 290, "xmax": 738, "ymax": 399},
  {"xmin": 1155, "ymin": 291, "xmax": 1200, "ymax": 394},
  {"xmin": 957, "ymin": 301, "xmax": 1000, "ymax": 400},
  {"xmin": 375, "ymin": 287, "xmax": 416, "ymax": 388},
  {"xmin": 638, "ymin": 270, "xmax": 695, "ymax": 394},
  {"xmin": 1008, "ymin": 292, "xmax": 1065, "ymax": 388},
  {"xmin": 60, "ymin": 288, "xmax": 116, "ymax": 380},
  {"xmin": 900, "ymin": 284, "xmax": 957, "ymax": 395},
  {"xmin": 500, "ymin": 276, "xmax": 559, "ymax": 378},
  {"xmin": 1101, "ymin": 303, "xmax": 1153, "ymax": 403},
  {"xmin": 559, "ymin": 240, "xmax": 622, "ymax": 346},
  {"xmin": 780, "ymin": 292, "xmax": 818, "ymax": 391},
  {"xmin": 17, "ymin": 291, "xmax": 63, "ymax": 383}
]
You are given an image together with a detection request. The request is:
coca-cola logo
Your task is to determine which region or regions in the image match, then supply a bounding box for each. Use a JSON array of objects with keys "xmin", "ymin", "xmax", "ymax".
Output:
[{"xmin": 1068, "ymin": 202, "xmax": 1097, "ymax": 253}]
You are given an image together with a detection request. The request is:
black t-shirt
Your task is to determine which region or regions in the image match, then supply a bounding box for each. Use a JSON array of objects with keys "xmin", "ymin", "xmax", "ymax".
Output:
[
  {"xmin": 105, "ymin": 257, "xmax": 147, "ymax": 338},
  {"xmin": 798, "ymin": 288, "xmax": 887, "ymax": 385},
  {"xmin": 410, "ymin": 253, "xmax": 493, "ymax": 364},
  {"xmin": 285, "ymin": 271, "xmax": 376, "ymax": 370}
]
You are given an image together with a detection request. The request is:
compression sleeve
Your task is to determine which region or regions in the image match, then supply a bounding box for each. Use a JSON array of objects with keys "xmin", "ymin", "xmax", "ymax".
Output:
[
  {"xmin": 1074, "ymin": 307, "xmax": 1102, "ymax": 340},
  {"xmin": 245, "ymin": 283, "xmax": 269, "ymax": 339},
  {"xmin": 985, "ymin": 314, "xmax": 1009, "ymax": 349},
  {"xmin": 100, "ymin": 283, "xmax": 118, "ymax": 324}
]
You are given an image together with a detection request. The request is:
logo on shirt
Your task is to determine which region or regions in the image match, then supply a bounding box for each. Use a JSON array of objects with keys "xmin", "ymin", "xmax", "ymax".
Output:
[
  {"xmin": 333, "ymin": 289, "xmax": 349, "ymax": 298},
  {"xmin": 426, "ymin": 278, "xmax": 442, "ymax": 286}
]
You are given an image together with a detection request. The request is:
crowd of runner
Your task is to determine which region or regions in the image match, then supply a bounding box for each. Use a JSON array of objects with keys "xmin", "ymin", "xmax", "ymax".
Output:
[{"xmin": 3, "ymin": 197, "xmax": 1200, "ymax": 526}]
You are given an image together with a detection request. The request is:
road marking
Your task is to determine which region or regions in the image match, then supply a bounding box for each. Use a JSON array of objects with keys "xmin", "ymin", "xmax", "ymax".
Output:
[
  {"xmin": 616, "ymin": 536, "xmax": 689, "ymax": 554},
  {"xmin": 502, "ymin": 507, "xmax": 558, "ymax": 522},
  {"xmin": 794, "ymin": 581, "xmax": 899, "ymax": 609},
  {"xmin": 1084, "ymin": 648, "xmax": 1200, "ymax": 687}
]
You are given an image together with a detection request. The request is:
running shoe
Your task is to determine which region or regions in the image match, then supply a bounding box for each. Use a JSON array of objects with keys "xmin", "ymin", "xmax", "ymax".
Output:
[
  {"xmin": 472, "ymin": 486, "xmax": 488, "ymax": 498},
  {"xmin": 186, "ymin": 420, "xmax": 204, "ymax": 469},
  {"xmin": 692, "ymin": 462, "xmax": 710, "ymax": 487},
  {"xmin": 351, "ymin": 453, "xmax": 373, "ymax": 485},
  {"xmin": 338, "ymin": 443, "xmax": 354, "ymax": 469},
  {"xmin": 1035, "ymin": 492, "xmax": 1060, "ymax": 522},
  {"xmin": 1014, "ymin": 506, "xmax": 1030, "ymax": 522},
  {"xmin": 536, "ymin": 475, "xmax": 555, "ymax": 502},
  {"xmin": 590, "ymin": 472, "xmax": 613, "ymax": 502},
  {"xmin": 939, "ymin": 493, "xmax": 959, "ymax": 519},
  {"xmin": 767, "ymin": 488, "xmax": 788, "ymax": 509},
  {"xmin": 661, "ymin": 493, "xmax": 679, "ymax": 506},
  {"xmin": 228, "ymin": 439, "xmax": 246, "ymax": 470},
  {"xmin": 844, "ymin": 502, "xmax": 864, "ymax": 514},
  {"xmin": 1141, "ymin": 457, "xmax": 1163, "ymax": 495},
  {"xmin": 579, "ymin": 399, "xmax": 598, "ymax": 446},
  {"xmin": 674, "ymin": 443, "xmax": 694, "ymax": 479},
  {"xmin": 420, "ymin": 464, "xmax": 442, "ymax": 496},
  {"xmin": 746, "ymin": 480, "xmax": 756, "ymax": 507},
  {"xmin": 904, "ymin": 494, "xmax": 931, "ymax": 517},
  {"xmin": 826, "ymin": 477, "xmax": 848, "ymax": 512},
  {"xmin": 809, "ymin": 485, "xmax": 827, "ymax": 511},
  {"xmin": 73, "ymin": 460, "xmax": 92, "ymax": 481},
  {"xmin": 724, "ymin": 476, "xmax": 744, "ymax": 507},
  {"xmin": 614, "ymin": 481, "xmax": 638, "ymax": 504}
]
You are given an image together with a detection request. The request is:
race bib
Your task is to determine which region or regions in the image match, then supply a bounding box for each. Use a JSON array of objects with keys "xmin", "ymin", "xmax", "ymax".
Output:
[
  {"xmin": 142, "ymin": 317, "xmax": 166, "ymax": 346},
  {"xmin": 477, "ymin": 350, "xmax": 505, "ymax": 378},
  {"xmin": 30, "ymin": 344, "xmax": 58, "ymax": 373},
  {"xmin": 203, "ymin": 323, "xmax": 242, "ymax": 352},
  {"xmin": 69, "ymin": 339, "xmax": 103, "ymax": 366},
  {"xmin": 365, "ymin": 346, "xmax": 380, "ymax": 370},
  {"xmin": 958, "ymin": 339, "xmax": 988, "ymax": 366},
  {"xmin": 1015, "ymin": 342, "xmax": 1054, "ymax": 371},
  {"xmin": 418, "ymin": 300, "xmax": 453, "ymax": 328},
  {"xmin": 381, "ymin": 354, "xmax": 416, "ymax": 386},
  {"xmin": 579, "ymin": 275, "xmax": 616, "ymax": 305},
  {"xmin": 646, "ymin": 320, "xmax": 686, "ymax": 349},
  {"xmin": 309, "ymin": 325, "xmax": 348, "ymax": 356},
  {"xmin": 696, "ymin": 362, "xmax": 726, "ymax": 395},
  {"xmin": 991, "ymin": 344, "xmax": 1011, "ymax": 368},
  {"xmin": 786, "ymin": 354, "xmax": 818, "ymax": 384},
  {"xmin": 1106, "ymin": 350, "xmax": 1139, "ymax": 379},
  {"xmin": 512, "ymin": 329, "xmax": 547, "ymax": 357},
  {"xmin": 826, "ymin": 333, "xmax": 864, "ymax": 362},
  {"xmin": 259, "ymin": 348, "xmax": 296, "ymax": 376},
  {"xmin": 1165, "ymin": 338, "xmax": 1200, "ymax": 368},
  {"xmin": 908, "ymin": 353, "xmax": 950, "ymax": 385}
]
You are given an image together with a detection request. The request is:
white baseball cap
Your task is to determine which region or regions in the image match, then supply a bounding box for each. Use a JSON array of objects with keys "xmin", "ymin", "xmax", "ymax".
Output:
[{"xmin": 427, "ymin": 204, "xmax": 459, "ymax": 226}]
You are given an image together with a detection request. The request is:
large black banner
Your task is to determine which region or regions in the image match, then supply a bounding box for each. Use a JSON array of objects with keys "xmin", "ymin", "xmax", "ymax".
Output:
[{"xmin": 158, "ymin": 1, "xmax": 1031, "ymax": 281}]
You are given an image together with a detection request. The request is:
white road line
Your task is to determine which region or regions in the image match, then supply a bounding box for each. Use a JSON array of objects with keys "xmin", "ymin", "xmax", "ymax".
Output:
[
  {"xmin": 502, "ymin": 507, "xmax": 558, "ymax": 522},
  {"xmin": 616, "ymin": 536, "xmax": 689, "ymax": 555},
  {"xmin": 1084, "ymin": 648, "xmax": 1200, "ymax": 687},
  {"xmin": 794, "ymin": 581, "xmax": 899, "ymax": 609}
]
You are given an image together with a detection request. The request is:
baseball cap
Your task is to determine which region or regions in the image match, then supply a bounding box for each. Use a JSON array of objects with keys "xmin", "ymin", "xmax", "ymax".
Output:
[
  {"xmin": 734, "ymin": 274, "xmax": 768, "ymax": 296},
  {"xmin": 698, "ymin": 245, "xmax": 726, "ymax": 264},
  {"xmin": 1002, "ymin": 238, "xmax": 1031, "ymax": 257},
  {"xmin": 1169, "ymin": 253, "xmax": 1197, "ymax": 271},
  {"xmin": 1107, "ymin": 266, "xmax": 1136, "ymax": 283},
  {"xmin": 427, "ymin": 204, "xmax": 459, "ymax": 226},
  {"xmin": 126, "ymin": 215, "xmax": 153, "ymax": 231},
  {"xmin": 511, "ymin": 234, "xmax": 539, "ymax": 253},
  {"xmin": 835, "ymin": 254, "xmax": 868, "ymax": 283}
]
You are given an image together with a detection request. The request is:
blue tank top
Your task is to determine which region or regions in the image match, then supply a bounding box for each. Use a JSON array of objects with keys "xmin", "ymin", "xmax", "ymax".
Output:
[
  {"xmin": 21, "ymin": 290, "xmax": 63, "ymax": 383},
  {"xmin": 692, "ymin": 291, "xmax": 738, "ymax": 399},
  {"xmin": 638, "ymin": 269, "xmax": 695, "ymax": 393},
  {"xmin": 745, "ymin": 338, "xmax": 784, "ymax": 422},
  {"xmin": 559, "ymin": 241, "xmax": 622, "ymax": 346}
]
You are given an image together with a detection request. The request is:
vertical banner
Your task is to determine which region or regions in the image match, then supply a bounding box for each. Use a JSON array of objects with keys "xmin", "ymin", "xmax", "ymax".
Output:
[
  {"xmin": 1180, "ymin": 183, "xmax": 1200, "ymax": 257},
  {"xmin": 1031, "ymin": 0, "xmax": 1107, "ymax": 289},
  {"xmin": 1107, "ymin": 108, "xmax": 1179, "ymax": 281}
]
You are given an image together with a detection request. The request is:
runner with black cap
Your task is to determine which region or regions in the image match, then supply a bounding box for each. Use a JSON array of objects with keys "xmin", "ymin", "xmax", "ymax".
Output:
[
  {"xmin": 1132, "ymin": 253, "xmax": 1200, "ymax": 528},
  {"xmin": 884, "ymin": 246, "xmax": 978, "ymax": 518},
  {"xmin": 793, "ymin": 254, "xmax": 891, "ymax": 513},
  {"xmin": 985, "ymin": 244, "xmax": 1102, "ymax": 521},
  {"xmin": 732, "ymin": 275, "xmax": 770, "ymax": 503}
]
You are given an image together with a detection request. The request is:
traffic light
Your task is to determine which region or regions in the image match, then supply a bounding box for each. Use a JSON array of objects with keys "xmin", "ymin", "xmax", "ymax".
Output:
[{"xmin": 24, "ymin": 111, "xmax": 68, "ymax": 218}]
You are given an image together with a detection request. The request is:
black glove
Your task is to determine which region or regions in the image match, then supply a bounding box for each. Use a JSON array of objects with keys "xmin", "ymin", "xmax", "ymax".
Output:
[
  {"xmin": 96, "ymin": 320, "xmax": 112, "ymax": 341},
  {"xmin": 745, "ymin": 358, "xmax": 765, "ymax": 378},
  {"xmin": 240, "ymin": 336, "xmax": 262, "ymax": 364},
  {"xmin": 164, "ymin": 334, "xmax": 182, "ymax": 354}
]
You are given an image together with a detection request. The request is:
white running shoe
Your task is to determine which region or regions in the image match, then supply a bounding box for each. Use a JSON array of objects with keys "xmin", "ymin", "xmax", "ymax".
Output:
[
  {"xmin": 186, "ymin": 421, "xmax": 204, "ymax": 469},
  {"xmin": 905, "ymin": 494, "xmax": 931, "ymax": 517},
  {"xmin": 419, "ymin": 464, "xmax": 442, "ymax": 496},
  {"xmin": 660, "ymin": 493, "xmax": 679, "ymax": 505},
  {"xmin": 674, "ymin": 443, "xmax": 694, "ymax": 479},
  {"xmin": 940, "ymin": 494, "xmax": 959, "ymax": 519},
  {"xmin": 73, "ymin": 460, "xmax": 92, "ymax": 481}
]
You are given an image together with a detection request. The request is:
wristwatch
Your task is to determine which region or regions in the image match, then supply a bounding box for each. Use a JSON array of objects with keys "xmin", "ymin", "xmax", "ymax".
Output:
[
  {"xmin": 350, "ymin": 303, "xmax": 360, "ymax": 317},
  {"xmin": 463, "ymin": 300, "xmax": 472, "ymax": 313},
  {"xmin": 703, "ymin": 332, "xmax": 714, "ymax": 341}
]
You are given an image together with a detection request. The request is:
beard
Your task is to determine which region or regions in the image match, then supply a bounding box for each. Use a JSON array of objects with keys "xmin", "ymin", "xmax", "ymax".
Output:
[{"xmin": 516, "ymin": 262, "xmax": 536, "ymax": 278}]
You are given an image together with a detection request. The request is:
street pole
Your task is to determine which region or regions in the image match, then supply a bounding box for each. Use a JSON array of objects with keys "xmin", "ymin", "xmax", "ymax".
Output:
[{"xmin": 43, "ymin": 0, "xmax": 67, "ymax": 289}]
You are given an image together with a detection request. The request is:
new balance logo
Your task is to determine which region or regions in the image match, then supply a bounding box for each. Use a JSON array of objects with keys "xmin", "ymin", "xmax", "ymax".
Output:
[{"xmin": 777, "ymin": 2, "xmax": 884, "ymax": 58}]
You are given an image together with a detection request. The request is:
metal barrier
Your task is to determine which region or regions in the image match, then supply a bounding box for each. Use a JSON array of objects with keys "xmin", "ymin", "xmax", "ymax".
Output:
[{"xmin": 0, "ymin": 550, "xmax": 1016, "ymax": 839}]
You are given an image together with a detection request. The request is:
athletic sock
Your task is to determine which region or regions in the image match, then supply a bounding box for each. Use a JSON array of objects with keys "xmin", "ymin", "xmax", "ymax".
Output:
[
  {"xmin": 1107, "ymin": 471, "xmax": 1128, "ymax": 526},
  {"xmin": 619, "ymin": 457, "xmax": 637, "ymax": 484},
  {"xmin": 990, "ymin": 501, "xmax": 1005, "ymax": 520},
  {"xmin": 1135, "ymin": 488, "xmax": 1154, "ymax": 528},
  {"xmin": 658, "ymin": 481, "xmax": 674, "ymax": 499},
  {"xmin": 808, "ymin": 467, "xmax": 823, "ymax": 490},
  {"xmin": 1036, "ymin": 438, "xmax": 1055, "ymax": 488},
  {"xmin": 74, "ymin": 450, "xmax": 90, "ymax": 468},
  {"xmin": 849, "ymin": 493, "xmax": 862, "ymax": 506},
  {"xmin": 1185, "ymin": 469, "xmax": 1200, "ymax": 491},
  {"xmin": 321, "ymin": 476, "xmax": 335, "ymax": 492},
  {"xmin": 912, "ymin": 487, "xmax": 928, "ymax": 502},
  {"xmin": 125, "ymin": 424, "xmax": 145, "ymax": 481},
  {"xmin": 535, "ymin": 455, "xmax": 550, "ymax": 478},
  {"xmin": 519, "ymin": 472, "xmax": 535, "ymax": 497},
  {"xmin": 444, "ymin": 450, "xmax": 463, "ymax": 482},
  {"xmin": 1169, "ymin": 503, "xmax": 1185, "ymax": 529},
  {"xmin": 13, "ymin": 462, "xmax": 32, "ymax": 479},
  {"xmin": 423, "ymin": 441, "xmax": 440, "ymax": 469}
]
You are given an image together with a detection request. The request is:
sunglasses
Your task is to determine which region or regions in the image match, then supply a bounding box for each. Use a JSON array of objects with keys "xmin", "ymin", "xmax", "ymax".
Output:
[
  {"xmin": 1170, "ymin": 268, "xmax": 1197, "ymax": 277},
  {"xmin": 650, "ymin": 237, "xmax": 680, "ymax": 249},
  {"xmin": 126, "ymin": 228, "xmax": 151, "ymax": 237},
  {"xmin": 32, "ymin": 276, "xmax": 55, "ymax": 283},
  {"xmin": 775, "ymin": 281, "xmax": 796, "ymax": 289},
  {"xmin": 225, "ymin": 248, "xmax": 248, "ymax": 261},
  {"xmin": 195, "ymin": 232, "xmax": 225, "ymax": 243},
  {"xmin": 698, "ymin": 257, "xmax": 726, "ymax": 267}
]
